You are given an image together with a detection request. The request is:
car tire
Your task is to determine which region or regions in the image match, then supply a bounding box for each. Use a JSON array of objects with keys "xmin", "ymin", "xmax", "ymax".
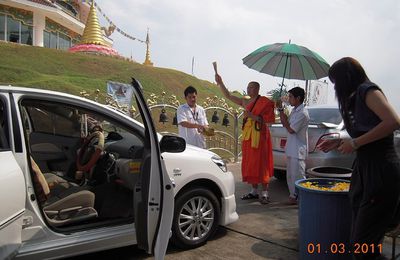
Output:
[
  {"xmin": 171, "ymin": 187, "xmax": 221, "ymax": 249},
  {"xmin": 274, "ymin": 169, "xmax": 287, "ymax": 181}
]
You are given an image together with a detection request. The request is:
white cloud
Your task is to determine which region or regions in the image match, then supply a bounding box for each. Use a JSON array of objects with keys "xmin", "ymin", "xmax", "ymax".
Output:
[{"xmin": 95, "ymin": 0, "xmax": 400, "ymax": 112}]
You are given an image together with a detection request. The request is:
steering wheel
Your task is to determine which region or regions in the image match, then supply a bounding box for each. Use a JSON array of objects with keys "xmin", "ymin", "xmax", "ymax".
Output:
[{"xmin": 77, "ymin": 130, "xmax": 105, "ymax": 173}]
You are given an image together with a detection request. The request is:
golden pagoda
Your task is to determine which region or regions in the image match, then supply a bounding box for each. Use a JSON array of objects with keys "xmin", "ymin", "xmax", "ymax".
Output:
[
  {"xmin": 143, "ymin": 29, "xmax": 154, "ymax": 66},
  {"xmin": 80, "ymin": 0, "xmax": 105, "ymax": 45},
  {"xmin": 69, "ymin": 0, "xmax": 118, "ymax": 56}
]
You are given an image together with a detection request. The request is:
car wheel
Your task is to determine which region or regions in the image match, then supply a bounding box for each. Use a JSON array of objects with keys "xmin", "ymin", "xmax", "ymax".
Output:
[
  {"xmin": 274, "ymin": 169, "xmax": 287, "ymax": 181},
  {"xmin": 171, "ymin": 187, "xmax": 221, "ymax": 249}
]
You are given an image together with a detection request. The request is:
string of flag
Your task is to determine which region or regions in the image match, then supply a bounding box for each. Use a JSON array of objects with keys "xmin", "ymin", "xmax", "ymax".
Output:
[{"xmin": 93, "ymin": 1, "xmax": 146, "ymax": 44}]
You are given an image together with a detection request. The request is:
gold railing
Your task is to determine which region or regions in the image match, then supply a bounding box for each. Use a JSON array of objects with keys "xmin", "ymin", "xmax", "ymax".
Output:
[{"xmin": 81, "ymin": 89, "xmax": 244, "ymax": 162}]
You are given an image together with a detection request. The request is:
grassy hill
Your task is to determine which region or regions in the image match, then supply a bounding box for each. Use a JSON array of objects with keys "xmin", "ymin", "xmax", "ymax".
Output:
[
  {"xmin": 0, "ymin": 42, "xmax": 247, "ymax": 160},
  {"xmin": 0, "ymin": 41, "xmax": 237, "ymax": 106}
]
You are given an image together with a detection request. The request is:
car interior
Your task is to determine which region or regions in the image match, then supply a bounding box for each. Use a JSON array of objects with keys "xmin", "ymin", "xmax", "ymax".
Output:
[{"xmin": 20, "ymin": 99, "xmax": 147, "ymax": 231}]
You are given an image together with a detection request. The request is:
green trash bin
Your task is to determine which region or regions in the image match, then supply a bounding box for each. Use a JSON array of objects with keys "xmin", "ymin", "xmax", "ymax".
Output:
[{"xmin": 295, "ymin": 178, "xmax": 352, "ymax": 260}]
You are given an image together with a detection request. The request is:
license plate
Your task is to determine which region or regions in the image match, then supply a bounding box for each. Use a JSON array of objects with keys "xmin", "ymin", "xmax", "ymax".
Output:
[{"xmin": 280, "ymin": 138, "xmax": 287, "ymax": 149}]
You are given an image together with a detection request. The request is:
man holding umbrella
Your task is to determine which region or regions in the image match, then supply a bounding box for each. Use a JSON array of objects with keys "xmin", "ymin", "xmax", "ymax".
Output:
[
  {"xmin": 277, "ymin": 87, "xmax": 309, "ymax": 205},
  {"xmin": 215, "ymin": 74, "xmax": 275, "ymax": 204},
  {"xmin": 240, "ymin": 41, "xmax": 328, "ymax": 204}
]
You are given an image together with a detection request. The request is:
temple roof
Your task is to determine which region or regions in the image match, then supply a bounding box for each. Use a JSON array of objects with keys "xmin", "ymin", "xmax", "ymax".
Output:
[{"xmin": 27, "ymin": 0, "xmax": 56, "ymax": 8}]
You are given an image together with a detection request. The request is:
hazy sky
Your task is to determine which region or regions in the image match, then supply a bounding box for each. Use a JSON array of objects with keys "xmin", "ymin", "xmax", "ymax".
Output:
[{"xmin": 95, "ymin": 0, "xmax": 400, "ymax": 112}]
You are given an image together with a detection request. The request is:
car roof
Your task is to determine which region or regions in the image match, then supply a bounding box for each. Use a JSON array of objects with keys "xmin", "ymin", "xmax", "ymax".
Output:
[
  {"xmin": 0, "ymin": 85, "xmax": 139, "ymax": 122},
  {"xmin": 306, "ymin": 104, "xmax": 339, "ymax": 109},
  {"xmin": 0, "ymin": 85, "xmax": 95, "ymax": 101}
]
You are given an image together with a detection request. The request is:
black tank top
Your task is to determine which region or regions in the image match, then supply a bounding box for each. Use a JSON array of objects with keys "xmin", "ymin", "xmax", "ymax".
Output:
[{"xmin": 347, "ymin": 82, "xmax": 382, "ymax": 138}]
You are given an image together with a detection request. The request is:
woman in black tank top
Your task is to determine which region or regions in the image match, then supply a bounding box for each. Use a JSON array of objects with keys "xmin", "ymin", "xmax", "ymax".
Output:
[{"xmin": 318, "ymin": 57, "xmax": 400, "ymax": 260}]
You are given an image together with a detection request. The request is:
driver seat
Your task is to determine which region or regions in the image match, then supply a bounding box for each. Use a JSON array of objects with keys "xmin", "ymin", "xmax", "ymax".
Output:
[{"xmin": 30, "ymin": 157, "xmax": 98, "ymax": 227}]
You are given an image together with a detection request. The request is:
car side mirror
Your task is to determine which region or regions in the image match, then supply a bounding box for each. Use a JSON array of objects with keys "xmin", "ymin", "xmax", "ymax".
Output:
[{"xmin": 160, "ymin": 135, "xmax": 186, "ymax": 153}]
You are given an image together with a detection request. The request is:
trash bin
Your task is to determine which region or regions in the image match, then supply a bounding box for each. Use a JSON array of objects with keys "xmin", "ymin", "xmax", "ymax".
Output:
[
  {"xmin": 295, "ymin": 178, "xmax": 352, "ymax": 260},
  {"xmin": 306, "ymin": 166, "xmax": 352, "ymax": 181}
]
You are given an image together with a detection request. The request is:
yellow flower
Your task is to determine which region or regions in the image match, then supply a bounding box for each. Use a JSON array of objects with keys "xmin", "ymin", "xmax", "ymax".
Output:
[{"xmin": 300, "ymin": 181, "xmax": 350, "ymax": 192}]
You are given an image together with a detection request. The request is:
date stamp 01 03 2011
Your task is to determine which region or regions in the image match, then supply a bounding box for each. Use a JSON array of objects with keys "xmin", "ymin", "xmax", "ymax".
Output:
[{"xmin": 307, "ymin": 242, "xmax": 382, "ymax": 255}]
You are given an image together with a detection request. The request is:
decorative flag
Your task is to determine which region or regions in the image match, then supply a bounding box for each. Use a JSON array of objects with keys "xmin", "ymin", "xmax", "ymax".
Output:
[
  {"xmin": 106, "ymin": 81, "xmax": 134, "ymax": 113},
  {"xmin": 94, "ymin": 1, "xmax": 145, "ymax": 43},
  {"xmin": 307, "ymin": 80, "xmax": 328, "ymax": 106}
]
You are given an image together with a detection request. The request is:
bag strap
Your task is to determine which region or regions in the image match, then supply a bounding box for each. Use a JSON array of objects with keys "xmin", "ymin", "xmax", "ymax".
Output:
[
  {"xmin": 242, "ymin": 95, "xmax": 260, "ymax": 130},
  {"xmin": 248, "ymin": 95, "xmax": 260, "ymax": 113}
]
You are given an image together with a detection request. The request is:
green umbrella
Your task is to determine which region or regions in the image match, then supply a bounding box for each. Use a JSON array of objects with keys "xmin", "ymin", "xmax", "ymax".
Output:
[{"xmin": 242, "ymin": 41, "xmax": 330, "ymax": 94}]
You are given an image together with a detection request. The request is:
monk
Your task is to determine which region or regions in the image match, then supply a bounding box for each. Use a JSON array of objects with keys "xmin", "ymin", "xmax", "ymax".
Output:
[{"xmin": 215, "ymin": 74, "xmax": 275, "ymax": 204}]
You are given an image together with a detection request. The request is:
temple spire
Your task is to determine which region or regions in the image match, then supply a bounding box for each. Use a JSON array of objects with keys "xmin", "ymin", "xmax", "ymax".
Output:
[
  {"xmin": 80, "ymin": 0, "xmax": 105, "ymax": 45},
  {"xmin": 143, "ymin": 28, "xmax": 154, "ymax": 66},
  {"xmin": 69, "ymin": 0, "xmax": 118, "ymax": 56}
]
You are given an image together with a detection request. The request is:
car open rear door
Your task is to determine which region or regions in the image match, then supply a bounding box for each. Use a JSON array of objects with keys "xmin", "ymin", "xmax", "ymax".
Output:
[
  {"xmin": 0, "ymin": 95, "xmax": 26, "ymax": 259},
  {"xmin": 129, "ymin": 79, "xmax": 174, "ymax": 259}
]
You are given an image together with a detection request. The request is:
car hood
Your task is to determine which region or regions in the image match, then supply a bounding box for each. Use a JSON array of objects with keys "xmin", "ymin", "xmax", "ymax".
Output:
[
  {"xmin": 164, "ymin": 143, "xmax": 217, "ymax": 159},
  {"xmin": 164, "ymin": 144, "xmax": 223, "ymax": 176}
]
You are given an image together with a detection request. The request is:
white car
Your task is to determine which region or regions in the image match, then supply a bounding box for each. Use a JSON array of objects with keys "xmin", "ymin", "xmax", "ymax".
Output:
[
  {"xmin": 270, "ymin": 105, "xmax": 355, "ymax": 179},
  {"xmin": 0, "ymin": 80, "xmax": 238, "ymax": 260}
]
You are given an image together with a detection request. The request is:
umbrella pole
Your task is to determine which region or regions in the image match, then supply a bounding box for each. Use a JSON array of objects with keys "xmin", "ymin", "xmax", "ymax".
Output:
[
  {"xmin": 305, "ymin": 80, "xmax": 309, "ymax": 106},
  {"xmin": 279, "ymin": 78, "xmax": 285, "ymax": 96},
  {"xmin": 279, "ymin": 53, "xmax": 289, "ymax": 96}
]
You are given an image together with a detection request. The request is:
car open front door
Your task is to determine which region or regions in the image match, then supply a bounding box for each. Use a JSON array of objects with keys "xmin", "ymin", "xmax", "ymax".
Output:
[
  {"xmin": 0, "ymin": 95, "xmax": 26, "ymax": 259},
  {"xmin": 129, "ymin": 79, "xmax": 174, "ymax": 259}
]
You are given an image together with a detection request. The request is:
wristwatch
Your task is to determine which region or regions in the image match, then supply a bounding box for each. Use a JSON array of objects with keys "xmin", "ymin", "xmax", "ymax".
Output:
[{"xmin": 349, "ymin": 138, "xmax": 359, "ymax": 150}]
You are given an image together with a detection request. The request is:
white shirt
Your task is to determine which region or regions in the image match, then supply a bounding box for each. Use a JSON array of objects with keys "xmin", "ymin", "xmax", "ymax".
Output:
[
  {"xmin": 177, "ymin": 103, "xmax": 208, "ymax": 148},
  {"xmin": 285, "ymin": 104, "xmax": 310, "ymax": 159}
]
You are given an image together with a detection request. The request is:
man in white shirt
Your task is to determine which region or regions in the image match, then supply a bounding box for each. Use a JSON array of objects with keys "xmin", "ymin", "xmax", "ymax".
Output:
[
  {"xmin": 277, "ymin": 87, "xmax": 310, "ymax": 205},
  {"xmin": 177, "ymin": 86, "xmax": 209, "ymax": 148}
]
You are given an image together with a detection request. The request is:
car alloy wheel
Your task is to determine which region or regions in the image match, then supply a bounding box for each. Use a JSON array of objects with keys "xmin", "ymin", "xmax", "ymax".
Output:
[{"xmin": 171, "ymin": 187, "xmax": 220, "ymax": 249}]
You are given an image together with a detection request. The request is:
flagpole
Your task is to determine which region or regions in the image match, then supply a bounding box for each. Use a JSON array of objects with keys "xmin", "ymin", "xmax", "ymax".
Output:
[{"xmin": 191, "ymin": 56, "xmax": 195, "ymax": 75}]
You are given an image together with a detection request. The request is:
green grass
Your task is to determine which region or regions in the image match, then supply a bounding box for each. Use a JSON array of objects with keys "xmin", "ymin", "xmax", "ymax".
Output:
[
  {"xmin": 0, "ymin": 41, "xmax": 232, "ymax": 105},
  {"xmin": 0, "ymin": 42, "xmax": 243, "ymax": 160}
]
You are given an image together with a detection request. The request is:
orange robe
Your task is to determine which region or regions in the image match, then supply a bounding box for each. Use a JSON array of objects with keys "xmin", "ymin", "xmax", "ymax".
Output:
[{"xmin": 241, "ymin": 96, "xmax": 275, "ymax": 185}]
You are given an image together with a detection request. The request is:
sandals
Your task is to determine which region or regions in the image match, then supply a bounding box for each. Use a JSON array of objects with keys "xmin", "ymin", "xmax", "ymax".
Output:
[
  {"xmin": 259, "ymin": 196, "xmax": 270, "ymax": 205},
  {"xmin": 241, "ymin": 193, "xmax": 259, "ymax": 200},
  {"xmin": 241, "ymin": 193, "xmax": 270, "ymax": 204}
]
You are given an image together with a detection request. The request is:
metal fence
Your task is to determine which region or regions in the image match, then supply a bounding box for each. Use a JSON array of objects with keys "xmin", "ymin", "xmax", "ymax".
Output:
[
  {"xmin": 83, "ymin": 89, "xmax": 245, "ymax": 162},
  {"xmin": 147, "ymin": 103, "xmax": 245, "ymax": 162}
]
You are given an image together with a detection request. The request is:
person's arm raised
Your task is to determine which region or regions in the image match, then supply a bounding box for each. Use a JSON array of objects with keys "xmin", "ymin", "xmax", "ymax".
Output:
[{"xmin": 215, "ymin": 74, "xmax": 243, "ymax": 106}]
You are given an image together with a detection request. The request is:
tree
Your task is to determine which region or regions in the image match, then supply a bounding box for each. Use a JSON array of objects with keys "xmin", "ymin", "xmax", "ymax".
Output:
[{"xmin": 267, "ymin": 85, "xmax": 288, "ymax": 102}]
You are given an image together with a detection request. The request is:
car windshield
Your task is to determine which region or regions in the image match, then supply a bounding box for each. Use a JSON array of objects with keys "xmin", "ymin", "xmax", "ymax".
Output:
[{"xmin": 308, "ymin": 108, "xmax": 342, "ymax": 125}]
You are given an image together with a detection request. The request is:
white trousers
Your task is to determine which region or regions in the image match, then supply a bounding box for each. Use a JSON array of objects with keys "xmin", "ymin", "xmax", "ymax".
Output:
[{"xmin": 286, "ymin": 156, "xmax": 306, "ymax": 198}]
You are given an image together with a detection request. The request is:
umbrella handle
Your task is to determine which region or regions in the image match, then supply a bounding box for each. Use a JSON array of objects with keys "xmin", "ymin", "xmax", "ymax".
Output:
[{"xmin": 279, "ymin": 79, "xmax": 285, "ymax": 96}]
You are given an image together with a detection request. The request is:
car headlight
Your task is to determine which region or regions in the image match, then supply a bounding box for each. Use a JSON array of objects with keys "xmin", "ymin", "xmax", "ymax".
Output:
[{"xmin": 211, "ymin": 155, "xmax": 227, "ymax": 172}]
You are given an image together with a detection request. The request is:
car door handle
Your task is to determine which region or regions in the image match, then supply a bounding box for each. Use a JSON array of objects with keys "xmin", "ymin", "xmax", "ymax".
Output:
[{"xmin": 149, "ymin": 202, "xmax": 159, "ymax": 206}]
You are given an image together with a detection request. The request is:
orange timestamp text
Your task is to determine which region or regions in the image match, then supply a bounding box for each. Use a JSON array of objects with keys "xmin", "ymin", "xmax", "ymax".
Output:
[{"xmin": 307, "ymin": 242, "xmax": 382, "ymax": 254}]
